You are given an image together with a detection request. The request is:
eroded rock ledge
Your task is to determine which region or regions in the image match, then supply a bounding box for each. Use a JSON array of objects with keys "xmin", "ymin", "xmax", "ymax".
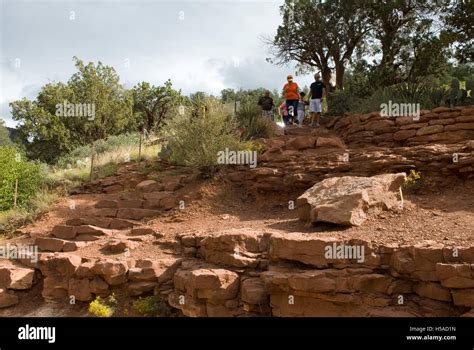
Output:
[{"xmin": 4, "ymin": 228, "xmax": 472, "ymax": 317}]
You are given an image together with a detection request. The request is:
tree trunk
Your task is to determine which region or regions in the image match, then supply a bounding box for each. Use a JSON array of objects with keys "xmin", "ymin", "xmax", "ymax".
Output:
[
  {"xmin": 89, "ymin": 141, "xmax": 96, "ymax": 182},
  {"xmin": 335, "ymin": 61, "xmax": 345, "ymax": 90},
  {"xmin": 322, "ymin": 66, "xmax": 332, "ymax": 92}
]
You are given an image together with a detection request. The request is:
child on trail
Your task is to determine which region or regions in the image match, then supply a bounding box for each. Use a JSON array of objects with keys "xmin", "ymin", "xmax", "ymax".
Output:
[
  {"xmin": 279, "ymin": 102, "xmax": 289, "ymax": 125},
  {"xmin": 257, "ymin": 90, "xmax": 275, "ymax": 120},
  {"xmin": 283, "ymin": 74, "xmax": 299, "ymax": 125},
  {"xmin": 297, "ymin": 91, "xmax": 306, "ymax": 127},
  {"xmin": 309, "ymin": 73, "xmax": 326, "ymax": 127}
]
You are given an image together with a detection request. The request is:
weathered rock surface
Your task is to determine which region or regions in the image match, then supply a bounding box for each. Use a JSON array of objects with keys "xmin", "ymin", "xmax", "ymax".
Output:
[{"xmin": 297, "ymin": 173, "xmax": 406, "ymax": 226}]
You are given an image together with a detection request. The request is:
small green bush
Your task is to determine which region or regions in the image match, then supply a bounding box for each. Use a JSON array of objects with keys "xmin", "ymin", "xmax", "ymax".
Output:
[
  {"xmin": 0, "ymin": 147, "xmax": 43, "ymax": 211},
  {"xmin": 327, "ymin": 90, "xmax": 361, "ymax": 116},
  {"xmin": 96, "ymin": 163, "xmax": 118, "ymax": 179},
  {"xmin": 235, "ymin": 103, "xmax": 275, "ymax": 140},
  {"xmin": 132, "ymin": 296, "xmax": 170, "ymax": 316},
  {"xmin": 0, "ymin": 190, "xmax": 59, "ymax": 235},
  {"xmin": 57, "ymin": 133, "xmax": 140, "ymax": 168},
  {"xmin": 163, "ymin": 98, "xmax": 242, "ymax": 176}
]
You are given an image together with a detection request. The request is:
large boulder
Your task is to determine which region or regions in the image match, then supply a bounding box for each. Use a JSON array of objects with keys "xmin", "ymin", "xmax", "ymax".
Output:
[{"xmin": 297, "ymin": 173, "xmax": 406, "ymax": 226}]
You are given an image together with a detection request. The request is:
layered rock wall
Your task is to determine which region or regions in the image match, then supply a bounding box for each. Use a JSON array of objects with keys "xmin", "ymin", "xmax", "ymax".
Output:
[{"xmin": 325, "ymin": 106, "xmax": 474, "ymax": 148}]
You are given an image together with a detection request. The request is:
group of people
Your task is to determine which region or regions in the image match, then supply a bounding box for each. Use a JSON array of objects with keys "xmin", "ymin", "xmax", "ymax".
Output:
[{"xmin": 257, "ymin": 73, "xmax": 326, "ymax": 127}]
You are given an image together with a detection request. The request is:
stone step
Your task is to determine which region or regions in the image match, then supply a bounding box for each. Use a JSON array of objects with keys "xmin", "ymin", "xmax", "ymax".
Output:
[
  {"xmin": 95, "ymin": 192, "xmax": 177, "ymax": 211},
  {"xmin": 65, "ymin": 217, "xmax": 137, "ymax": 230},
  {"xmin": 116, "ymin": 208, "xmax": 162, "ymax": 220},
  {"xmin": 35, "ymin": 237, "xmax": 89, "ymax": 252},
  {"xmin": 52, "ymin": 225, "xmax": 114, "ymax": 240}
]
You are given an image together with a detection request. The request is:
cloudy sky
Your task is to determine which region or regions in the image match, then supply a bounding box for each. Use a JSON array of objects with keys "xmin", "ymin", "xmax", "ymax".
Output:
[{"xmin": 0, "ymin": 0, "xmax": 317, "ymax": 127}]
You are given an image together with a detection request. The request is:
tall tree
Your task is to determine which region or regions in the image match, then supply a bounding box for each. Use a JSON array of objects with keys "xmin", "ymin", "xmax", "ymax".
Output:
[
  {"xmin": 367, "ymin": 0, "xmax": 442, "ymax": 86},
  {"xmin": 442, "ymin": 0, "xmax": 474, "ymax": 63},
  {"xmin": 10, "ymin": 57, "xmax": 133, "ymax": 163},
  {"xmin": 131, "ymin": 80, "xmax": 181, "ymax": 134},
  {"xmin": 270, "ymin": 0, "xmax": 371, "ymax": 89},
  {"xmin": 68, "ymin": 57, "xmax": 132, "ymax": 143},
  {"xmin": 131, "ymin": 80, "xmax": 181, "ymax": 160}
]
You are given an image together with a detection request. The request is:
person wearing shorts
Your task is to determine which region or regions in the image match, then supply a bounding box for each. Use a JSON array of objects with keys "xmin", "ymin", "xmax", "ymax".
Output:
[
  {"xmin": 309, "ymin": 73, "xmax": 326, "ymax": 127},
  {"xmin": 283, "ymin": 74, "xmax": 299, "ymax": 125}
]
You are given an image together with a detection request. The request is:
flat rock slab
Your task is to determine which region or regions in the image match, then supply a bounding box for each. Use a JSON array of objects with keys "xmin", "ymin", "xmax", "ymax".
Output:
[
  {"xmin": 65, "ymin": 217, "xmax": 136, "ymax": 230},
  {"xmin": 116, "ymin": 208, "xmax": 161, "ymax": 220}
]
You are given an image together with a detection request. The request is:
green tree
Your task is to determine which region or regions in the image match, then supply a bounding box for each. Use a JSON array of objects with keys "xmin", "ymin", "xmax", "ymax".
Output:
[
  {"xmin": 442, "ymin": 0, "xmax": 474, "ymax": 63},
  {"xmin": 220, "ymin": 88, "xmax": 238, "ymax": 103},
  {"xmin": 270, "ymin": 0, "xmax": 372, "ymax": 89},
  {"xmin": 10, "ymin": 57, "xmax": 133, "ymax": 163},
  {"xmin": 0, "ymin": 120, "xmax": 13, "ymax": 147},
  {"xmin": 131, "ymin": 80, "xmax": 182, "ymax": 160},
  {"xmin": 11, "ymin": 95, "xmax": 75, "ymax": 163},
  {"xmin": 68, "ymin": 57, "xmax": 132, "ymax": 143},
  {"xmin": 131, "ymin": 80, "xmax": 182, "ymax": 134},
  {"xmin": 366, "ymin": 0, "xmax": 441, "ymax": 86},
  {"xmin": 0, "ymin": 147, "xmax": 42, "ymax": 210}
]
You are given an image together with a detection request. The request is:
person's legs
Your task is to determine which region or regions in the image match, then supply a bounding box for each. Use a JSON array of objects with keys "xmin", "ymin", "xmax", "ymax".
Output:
[
  {"xmin": 292, "ymin": 100, "xmax": 299, "ymax": 124},
  {"xmin": 285, "ymin": 100, "xmax": 292, "ymax": 124},
  {"xmin": 309, "ymin": 99, "xmax": 317, "ymax": 126},
  {"xmin": 262, "ymin": 110, "xmax": 273, "ymax": 119},
  {"xmin": 314, "ymin": 99, "xmax": 322, "ymax": 126},
  {"xmin": 286, "ymin": 100, "xmax": 298, "ymax": 124},
  {"xmin": 297, "ymin": 110, "xmax": 304, "ymax": 127},
  {"xmin": 285, "ymin": 100, "xmax": 292, "ymax": 123}
]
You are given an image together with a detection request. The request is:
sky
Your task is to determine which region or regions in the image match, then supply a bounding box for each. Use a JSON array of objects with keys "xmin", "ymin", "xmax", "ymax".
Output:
[{"xmin": 0, "ymin": 0, "xmax": 318, "ymax": 127}]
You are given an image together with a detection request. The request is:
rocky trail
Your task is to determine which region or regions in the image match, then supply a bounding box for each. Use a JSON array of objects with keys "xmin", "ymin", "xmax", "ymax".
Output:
[{"xmin": 0, "ymin": 106, "xmax": 473, "ymax": 317}]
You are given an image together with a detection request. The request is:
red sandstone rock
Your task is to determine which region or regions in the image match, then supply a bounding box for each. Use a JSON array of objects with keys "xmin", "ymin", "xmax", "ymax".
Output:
[
  {"xmin": 0, "ymin": 288, "xmax": 19, "ymax": 308},
  {"xmin": 51, "ymin": 225, "xmax": 76, "ymax": 239},
  {"xmin": 0, "ymin": 265, "xmax": 35, "ymax": 290},
  {"xmin": 297, "ymin": 173, "xmax": 406, "ymax": 226}
]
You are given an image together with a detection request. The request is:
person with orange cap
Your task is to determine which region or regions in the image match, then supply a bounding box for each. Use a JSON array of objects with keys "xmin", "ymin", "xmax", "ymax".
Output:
[{"xmin": 282, "ymin": 74, "xmax": 299, "ymax": 125}]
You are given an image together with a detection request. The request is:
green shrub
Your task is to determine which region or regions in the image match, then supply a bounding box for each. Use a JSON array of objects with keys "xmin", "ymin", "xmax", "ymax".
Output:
[
  {"xmin": 163, "ymin": 98, "xmax": 242, "ymax": 176},
  {"xmin": 0, "ymin": 147, "xmax": 43, "ymax": 211},
  {"xmin": 235, "ymin": 103, "xmax": 275, "ymax": 140},
  {"xmin": 96, "ymin": 163, "xmax": 118, "ymax": 179},
  {"xmin": 132, "ymin": 296, "xmax": 170, "ymax": 316},
  {"xmin": 327, "ymin": 90, "xmax": 362, "ymax": 116},
  {"xmin": 57, "ymin": 133, "xmax": 140, "ymax": 168}
]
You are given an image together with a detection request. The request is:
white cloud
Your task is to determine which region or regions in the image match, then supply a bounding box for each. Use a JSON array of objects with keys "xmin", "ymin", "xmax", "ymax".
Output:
[{"xmin": 1, "ymin": 0, "xmax": 315, "ymax": 126}]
